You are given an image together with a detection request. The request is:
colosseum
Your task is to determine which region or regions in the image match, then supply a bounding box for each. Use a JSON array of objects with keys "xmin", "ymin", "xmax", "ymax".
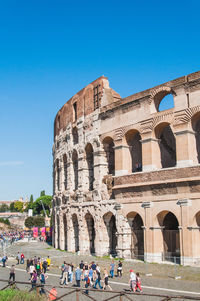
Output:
[{"xmin": 52, "ymin": 71, "xmax": 200, "ymax": 265}]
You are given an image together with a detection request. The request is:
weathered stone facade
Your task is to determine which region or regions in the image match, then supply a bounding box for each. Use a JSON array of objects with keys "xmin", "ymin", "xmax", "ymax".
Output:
[{"xmin": 52, "ymin": 72, "xmax": 200, "ymax": 265}]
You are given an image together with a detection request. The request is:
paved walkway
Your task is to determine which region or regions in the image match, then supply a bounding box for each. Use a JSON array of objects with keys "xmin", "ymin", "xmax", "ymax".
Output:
[{"xmin": 0, "ymin": 240, "xmax": 199, "ymax": 300}]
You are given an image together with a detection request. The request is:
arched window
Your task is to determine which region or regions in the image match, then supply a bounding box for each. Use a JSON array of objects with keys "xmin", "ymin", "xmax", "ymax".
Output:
[
  {"xmin": 72, "ymin": 214, "xmax": 79, "ymax": 252},
  {"xmin": 103, "ymin": 137, "xmax": 115, "ymax": 175},
  {"xmin": 192, "ymin": 112, "xmax": 200, "ymax": 163},
  {"xmin": 85, "ymin": 213, "xmax": 96, "ymax": 254},
  {"xmin": 72, "ymin": 127, "xmax": 78, "ymax": 145},
  {"xmin": 155, "ymin": 123, "xmax": 176, "ymax": 168},
  {"xmin": 72, "ymin": 150, "xmax": 78, "ymax": 190},
  {"xmin": 103, "ymin": 212, "xmax": 117, "ymax": 255},
  {"xmin": 85, "ymin": 143, "xmax": 94, "ymax": 191},
  {"xmin": 63, "ymin": 154, "xmax": 68, "ymax": 190},
  {"xmin": 125, "ymin": 130, "xmax": 142, "ymax": 172},
  {"xmin": 127, "ymin": 212, "xmax": 144, "ymax": 260},
  {"xmin": 158, "ymin": 94, "xmax": 174, "ymax": 112}
]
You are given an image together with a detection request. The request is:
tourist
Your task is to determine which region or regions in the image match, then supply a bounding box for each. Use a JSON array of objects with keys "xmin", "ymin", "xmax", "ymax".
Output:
[
  {"xmin": 75, "ymin": 266, "xmax": 82, "ymax": 287},
  {"xmin": 110, "ymin": 260, "xmax": 115, "ymax": 278},
  {"xmin": 129, "ymin": 269, "xmax": 136, "ymax": 292},
  {"xmin": 20, "ymin": 252, "xmax": 25, "ymax": 264},
  {"xmin": 117, "ymin": 260, "xmax": 123, "ymax": 277},
  {"xmin": 84, "ymin": 271, "xmax": 90, "ymax": 295},
  {"xmin": 26, "ymin": 258, "xmax": 30, "ymax": 272},
  {"xmin": 61, "ymin": 262, "xmax": 68, "ymax": 285},
  {"xmin": 29, "ymin": 262, "xmax": 35, "ymax": 280},
  {"xmin": 31, "ymin": 269, "xmax": 37, "ymax": 289},
  {"xmin": 42, "ymin": 259, "xmax": 48, "ymax": 273},
  {"xmin": 34, "ymin": 256, "xmax": 37, "ymax": 267},
  {"xmin": 91, "ymin": 261, "xmax": 96, "ymax": 270},
  {"xmin": 36, "ymin": 260, "xmax": 41, "ymax": 276},
  {"xmin": 48, "ymin": 287, "xmax": 57, "ymax": 301},
  {"xmin": 68, "ymin": 262, "xmax": 74, "ymax": 283},
  {"xmin": 93, "ymin": 268, "xmax": 103, "ymax": 289},
  {"xmin": 2, "ymin": 255, "xmax": 7, "ymax": 267},
  {"xmin": 136, "ymin": 272, "xmax": 143, "ymax": 293},
  {"xmin": 40, "ymin": 271, "xmax": 48, "ymax": 295},
  {"xmin": 79, "ymin": 260, "xmax": 84, "ymax": 270},
  {"xmin": 88, "ymin": 266, "xmax": 93, "ymax": 285},
  {"xmin": 16, "ymin": 252, "xmax": 20, "ymax": 265},
  {"xmin": 9, "ymin": 265, "xmax": 15, "ymax": 282},
  {"xmin": 47, "ymin": 256, "xmax": 51, "ymax": 270},
  {"xmin": 103, "ymin": 268, "xmax": 112, "ymax": 290}
]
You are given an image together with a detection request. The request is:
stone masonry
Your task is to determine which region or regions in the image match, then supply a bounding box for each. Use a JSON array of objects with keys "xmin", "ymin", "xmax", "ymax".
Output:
[{"xmin": 52, "ymin": 72, "xmax": 200, "ymax": 265}]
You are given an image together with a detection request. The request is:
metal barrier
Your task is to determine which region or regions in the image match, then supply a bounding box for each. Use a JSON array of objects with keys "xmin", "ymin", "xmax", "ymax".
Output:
[{"xmin": 0, "ymin": 279, "xmax": 200, "ymax": 301}]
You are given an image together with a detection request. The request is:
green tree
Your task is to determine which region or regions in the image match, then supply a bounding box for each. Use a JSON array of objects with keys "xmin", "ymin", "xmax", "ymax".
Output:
[
  {"xmin": 25, "ymin": 216, "xmax": 35, "ymax": 229},
  {"xmin": 40, "ymin": 190, "xmax": 45, "ymax": 197},
  {"xmin": 34, "ymin": 216, "xmax": 45, "ymax": 227},
  {"xmin": 14, "ymin": 201, "xmax": 24, "ymax": 213},
  {"xmin": 0, "ymin": 204, "xmax": 9, "ymax": 212},
  {"xmin": 9, "ymin": 202, "xmax": 16, "ymax": 212},
  {"xmin": 30, "ymin": 194, "xmax": 34, "ymax": 202},
  {"xmin": 33, "ymin": 195, "xmax": 52, "ymax": 216}
]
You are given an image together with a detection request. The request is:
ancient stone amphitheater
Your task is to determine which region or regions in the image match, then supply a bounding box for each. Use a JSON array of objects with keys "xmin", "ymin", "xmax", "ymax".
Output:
[{"xmin": 52, "ymin": 71, "xmax": 200, "ymax": 265}]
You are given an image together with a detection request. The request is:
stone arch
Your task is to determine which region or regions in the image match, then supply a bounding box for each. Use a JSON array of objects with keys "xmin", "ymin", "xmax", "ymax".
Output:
[
  {"xmin": 57, "ymin": 214, "xmax": 60, "ymax": 249},
  {"xmin": 72, "ymin": 213, "xmax": 79, "ymax": 252},
  {"xmin": 157, "ymin": 211, "xmax": 180, "ymax": 261},
  {"xmin": 72, "ymin": 127, "xmax": 78, "ymax": 145},
  {"xmin": 125, "ymin": 129, "xmax": 142, "ymax": 173},
  {"xmin": 72, "ymin": 150, "xmax": 78, "ymax": 190},
  {"xmin": 154, "ymin": 122, "xmax": 176, "ymax": 168},
  {"xmin": 127, "ymin": 212, "xmax": 144, "ymax": 260},
  {"xmin": 56, "ymin": 159, "xmax": 60, "ymax": 191},
  {"xmin": 85, "ymin": 212, "xmax": 96, "ymax": 254},
  {"xmin": 103, "ymin": 137, "xmax": 115, "ymax": 175},
  {"xmin": 191, "ymin": 111, "xmax": 200, "ymax": 163},
  {"xmin": 63, "ymin": 213, "xmax": 67, "ymax": 251},
  {"xmin": 85, "ymin": 143, "xmax": 94, "ymax": 191},
  {"xmin": 63, "ymin": 154, "xmax": 68, "ymax": 190},
  {"xmin": 158, "ymin": 94, "xmax": 175, "ymax": 112},
  {"xmin": 103, "ymin": 212, "xmax": 117, "ymax": 255},
  {"xmin": 149, "ymin": 86, "xmax": 175, "ymax": 113},
  {"xmin": 196, "ymin": 211, "xmax": 200, "ymax": 227}
]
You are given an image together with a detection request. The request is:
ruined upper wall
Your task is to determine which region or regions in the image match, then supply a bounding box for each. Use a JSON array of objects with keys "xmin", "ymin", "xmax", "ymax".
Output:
[{"xmin": 54, "ymin": 76, "xmax": 121, "ymax": 138}]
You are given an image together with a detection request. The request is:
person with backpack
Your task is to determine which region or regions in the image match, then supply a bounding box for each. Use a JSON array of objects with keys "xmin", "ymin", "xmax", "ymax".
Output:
[
  {"xmin": 31, "ymin": 270, "xmax": 37, "ymax": 289},
  {"xmin": 42, "ymin": 259, "xmax": 48, "ymax": 273},
  {"xmin": 84, "ymin": 272, "xmax": 90, "ymax": 295}
]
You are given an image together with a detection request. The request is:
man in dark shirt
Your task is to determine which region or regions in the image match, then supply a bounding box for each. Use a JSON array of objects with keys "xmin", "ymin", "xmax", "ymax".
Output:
[{"xmin": 9, "ymin": 265, "xmax": 15, "ymax": 282}]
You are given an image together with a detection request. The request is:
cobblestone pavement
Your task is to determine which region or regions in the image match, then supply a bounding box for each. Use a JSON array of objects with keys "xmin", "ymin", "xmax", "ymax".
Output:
[{"xmin": 0, "ymin": 240, "xmax": 200, "ymax": 300}]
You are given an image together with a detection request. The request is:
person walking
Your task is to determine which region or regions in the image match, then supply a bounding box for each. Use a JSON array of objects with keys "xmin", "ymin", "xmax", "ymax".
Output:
[
  {"xmin": 110, "ymin": 260, "xmax": 115, "ymax": 278},
  {"xmin": 31, "ymin": 270, "xmax": 37, "ymax": 289},
  {"xmin": 75, "ymin": 266, "xmax": 82, "ymax": 287},
  {"xmin": 9, "ymin": 265, "xmax": 15, "ymax": 282},
  {"xmin": 16, "ymin": 252, "xmax": 20, "ymax": 265},
  {"xmin": 103, "ymin": 269, "xmax": 112, "ymax": 290},
  {"xmin": 129, "ymin": 269, "xmax": 136, "ymax": 292},
  {"xmin": 93, "ymin": 268, "xmax": 103, "ymax": 289},
  {"xmin": 29, "ymin": 262, "xmax": 35, "ymax": 280},
  {"xmin": 84, "ymin": 271, "xmax": 90, "ymax": 295},
  {"xmin": 117, "ymin": 261, "xmax": 123, "ymax": 278},
  {"xmin": 136, "ymin": 272, "xmax": 143, "ymax": 293},
  {"xmin": 20, "ymin": 252, "xmax": 25, "ymax": 264},
  {"xmin": 61, "ymin": 263, "xmax": 68, "ymax": 285},
  {"xmin": 40, "ymin": 271, "xmax": 48, "ymax": 295},
  {"xmin": 2, "ymin": 255, "xmax": 7, "ymax": 267}
]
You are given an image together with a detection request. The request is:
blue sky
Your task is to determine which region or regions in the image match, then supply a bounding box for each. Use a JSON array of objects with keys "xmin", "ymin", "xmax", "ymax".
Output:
[{"xmin": 0, "ymin": 0, "xmax": 199, "ymax": 200}]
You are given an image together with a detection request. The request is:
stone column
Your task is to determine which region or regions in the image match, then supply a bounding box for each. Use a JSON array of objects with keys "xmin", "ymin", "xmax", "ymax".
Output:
[
  {"xmin": 174, "ymin": 125, "xmax": 198, "ymax": 167},
  {"xmin": 177, "ymin": 199, "xmax": 192, "ymax": 265},
  {"xmin": 187, "ymin": 226, "xmax": 200, "ymax": 260},
  {"xmin": 59, "ymin": 212, "xmax": 65, "ymax": 250},
  {"xmin": 141, "ymin": 202, "xmax": 154, "ymax": 261},
  {"xmin": 54, "ymin": 211, "xmax": 58, "ymax": 249},
  {"xmin": 114, "ymin": 139, "xmax": 130, "ymax": 176},
  {"xmin": 93, "ymin": 148, "xmax": 108, "ymax": 190},
  {"xmin": 149, "ymin": 226, "xmax": 164, "ymax": 263},
  {"xmin": 141, "ymin": 133, "xmax": 161, "ymax": 171}
]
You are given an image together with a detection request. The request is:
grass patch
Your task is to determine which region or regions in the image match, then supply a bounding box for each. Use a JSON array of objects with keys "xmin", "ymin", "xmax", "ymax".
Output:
[{"xmin": 0, "ymin": 289, "xmax": 45, "ymax": 301}]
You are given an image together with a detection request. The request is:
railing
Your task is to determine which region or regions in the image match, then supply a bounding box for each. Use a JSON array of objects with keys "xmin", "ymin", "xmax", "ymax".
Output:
[{"xmin": 0, "ymin": 279, "xmax": 200, "ymax": 301}]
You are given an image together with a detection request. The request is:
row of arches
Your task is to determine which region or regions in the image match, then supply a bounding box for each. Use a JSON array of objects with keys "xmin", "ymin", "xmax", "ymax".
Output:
[{"xmin": 55, "ymin": 209, "xmax": 200, "ymax": 261}]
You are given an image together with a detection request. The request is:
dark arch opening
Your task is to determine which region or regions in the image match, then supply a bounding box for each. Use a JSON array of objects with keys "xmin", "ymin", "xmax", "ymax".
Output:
[
  {"xmin": 103, "ymin": 213, "xmax": 117, "ymax": 255},
  {"xmin": 155, "ymin": 123, "xmax": 176, "ymax": 168},
  {"xmin": 103, "ymin": 137, "xmax": 115, "ymax": 175},
  {"xmin": 162, "ymin": 212, "xmax": 180, "ymax": 261},
  {"xmin": 72, "ymin": 127, "xmax": 78, "ymax": 145},
  {"xmin": 72, "ymin": 214, "xmax": 79, "ymax": 252},
  {"xmin": 126, "ymin": 130, "xmax": 142, "ymax": 172},
  {"xmin": 63, "ymin": 154, "xmax": 68, "ymax": 190},
  {"xmin": 63, "ymin": 214, "xmax": 67, "ymax": 251},
  {"xmin": 72, "ymin": 150, "xmax": 78, "ymax": 190},
  {"xmin": 85, "ymin": 213, "xmax": 96, "ymax": 254},
  {"xmin": 85, "ymin": 144, "xmax": 94, "ymax": 191}
]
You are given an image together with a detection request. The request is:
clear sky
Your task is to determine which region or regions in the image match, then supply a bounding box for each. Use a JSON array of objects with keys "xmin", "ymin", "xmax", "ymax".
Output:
[{"xmin": 0, "ymin": 0, "xmax": 199, "ymax": 200}]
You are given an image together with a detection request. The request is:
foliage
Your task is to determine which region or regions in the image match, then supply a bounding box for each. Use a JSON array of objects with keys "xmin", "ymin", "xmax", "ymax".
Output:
[
  {"xmin": 40, "ymin": 190, "xmax": 45, "ymax": 196},
  {"xmin": 0, "ymin": 218, "xmax": 10, "ymax": 225},
  {"xmin": 9, "ymin": 202, "xmax": 16, "ymax": 212},
  {"xmin": 32, "ymin": 195, "xmax": 52, "ymax": 217},
  {"xmin": 0, "ymin": 289, "xmax": 46, "ymax": 300},
  {"xmin": 30, "ymin": 194, "xmax": 34, "ymax": 202},
  {"xmin": 0, "ymin": 203, "xmax": 9, "ymax": 212},
  {"xmin": 34, "ymin": 216, "xmax": 45, "ymax": 227},
  {"xmin": 14, "ymin": 201, "xmax": 24, "ymax": 213},
  {"xmin": 25, "ymin": 217, "xmax": 35, "ymax": 229}
]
